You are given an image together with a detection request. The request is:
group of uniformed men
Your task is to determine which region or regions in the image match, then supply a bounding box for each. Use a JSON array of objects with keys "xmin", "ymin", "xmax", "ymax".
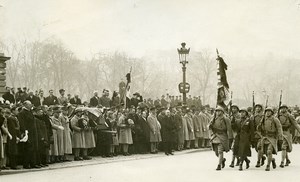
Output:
[{"xmin": 209, "ymin": 103, "xmax": 300, "ymax": 171}]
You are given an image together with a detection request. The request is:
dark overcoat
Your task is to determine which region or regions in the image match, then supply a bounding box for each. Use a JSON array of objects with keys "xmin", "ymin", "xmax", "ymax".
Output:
[{"xmin": 160, "ymin": 115, "xmax": 177, "ymax": 142}]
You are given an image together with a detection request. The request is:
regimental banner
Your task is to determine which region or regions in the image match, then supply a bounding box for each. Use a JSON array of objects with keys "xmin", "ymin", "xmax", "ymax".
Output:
[{"xmin": 216, "ymin": 49, "xmax": 230, "ymax": 112}]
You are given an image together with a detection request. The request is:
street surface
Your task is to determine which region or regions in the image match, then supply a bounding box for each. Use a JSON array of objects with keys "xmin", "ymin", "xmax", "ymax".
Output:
[{"xmin": 2, "ymin": 146, "xmax": 300, "ymax": 182}]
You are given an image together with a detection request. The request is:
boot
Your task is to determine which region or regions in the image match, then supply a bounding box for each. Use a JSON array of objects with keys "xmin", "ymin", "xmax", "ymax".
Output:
[
  {"xmin": 255, "ymin": 161, "xmax": 261, "ymax": 168},
  {"xmin": 229, "ymin": 161, "xmax": 235, "ymax": 168},
  {"xmin": 261, "ymin": 156, "xmax": 266, "ymax": 166},
  {"xmin": 265, "ymin": 165, "xmax": 270, "ymax": 171},
  {"xmin": 222, "ymin": 158, "xmax": 226, "ymax": 168},
  {"xmin": 235, "ymin": 158, "xmax": 240, "ymax": 166},
  {"xmin": 239, "ymin": 163, "xmax": 243, "ymax": 171},
  {"xmin": 285, "ymin": 159, "xmax": 291, "ymax": 166},
  {"xmin": 272, "ymin": 158, "xmax": 276, "ymax": 169},
  {"xmin": 279, "ymin": 162, "xmax": 284, "ymax": 168},
  {"xmin": 216, "ymin": 164, "xmax": 221, "ymax": 171},
  {"xmin": 246, "ymin": 158, "xmax": 250, "ymax": 169}
]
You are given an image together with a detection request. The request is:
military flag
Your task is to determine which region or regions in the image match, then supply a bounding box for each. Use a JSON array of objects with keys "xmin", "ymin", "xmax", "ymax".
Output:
[
  {"xmin": 120, "ymin": 67, "xmax": 132, "ymax": 108},
  {"xmin": 216, "ymin": 49, "xmax": 230, "ymax": 112}
]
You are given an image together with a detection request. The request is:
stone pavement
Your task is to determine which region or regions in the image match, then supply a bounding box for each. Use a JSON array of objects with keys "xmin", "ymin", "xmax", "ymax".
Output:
[{"xmin": 0, "ymin": 148, "xmax": 211, "ymax": 176}]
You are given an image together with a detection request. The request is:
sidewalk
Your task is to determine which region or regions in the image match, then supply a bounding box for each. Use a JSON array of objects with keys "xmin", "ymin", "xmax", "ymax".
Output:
[{"xmin": 0, "ymin": 148, "xmax": 211, "ymax": 175}]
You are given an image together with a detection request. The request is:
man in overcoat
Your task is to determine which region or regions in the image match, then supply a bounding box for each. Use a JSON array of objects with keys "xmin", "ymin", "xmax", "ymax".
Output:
[
  {"xmin": 147, "ymin": 107, "xmax": 161, "ymax": 153},
  {"xmin": 18, "ymin": 101, "xmax": 41, "ymax": 169}
]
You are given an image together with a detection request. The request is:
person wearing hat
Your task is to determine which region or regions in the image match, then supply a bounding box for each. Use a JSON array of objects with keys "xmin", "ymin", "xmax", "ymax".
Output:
[
  {"xmin": 32, "ymin": 106, "xmax": 49, "ymax": 167},
  {"xmin": 130, "ymin": 93, "xmax": 140, "ymax": 108},
  {"xmin": 0, "ymin": 108, "xmax": 13, "ymax": 170},
  {"xmin": 6, "ymin": 106, "xmax": 21, "ymax": 169},
  {"xmin": 174, "ymin": 106, "xmax": 184, "ymax": 151},
  {"xmin": 89, "ymin": 91, "xmax": 100, "ymax": 107},
  {"xmin": 59, "ymin": 106, "xmax": 72, "ymax": 161},
  {"xmin": 49, "ymin": 106, "xmax": 64, "ymax": 163},
  {"xmin": 117, "ymin": 109, "xmax": 133, "ymax": 156},
  {"xmin": 229, "ymin": 104, "xmax": 241, "ymax": 168},
  {"xmin": 147, "ymin": 107, "xmax": 162, "ymax": 154},
  {"xmin": 193, "ymin": 109, "xmax": 203, "ymax": 149},
  {"xmin": 26, "ymin": 91, "xmax": 41, "ymax": 107},
  {"xmin": 200, "ymin": 106, "xmax": 211, "ymax": 148},
  {"xmin": 70, "ymin": 108, "xmax": 84, "ymax": 161},
  {"xmin": 181, "ymin": 108, "xmax": 190, "ymax": 149},
  {"xmin": 58, "ymin": 89, "xmax": 68, "ymax": 106},
  {"xmin": 70, "ymin": 94, "xmax": 82, "ymax": 106},
  {"xmin": 18, "ymin": 100, "xmax": 42, "ymax": 169},
  {"xmin": 293, "ymin": 110, "xmax": 300, "ymax": 144},
  {"xmin": 209, "ymin": 106, "xmax": 233, "ymax": 170},
  {"xmin": 235, "ymin": 108, "xmax": 253, "ymax": 171},
  {"xmin": 184, "ymin": 108, "xmax": 195, "ymax": 149},
  {"xmin": 99, "ymin": 89, "xmax": 111, "ymax": 108},
  {"xmin": 44, "ymin": 90, "xmax": 59, "ymax": 106},
  {"xmin": 160, "ymin": 110, "xmax": 177, "ymax": 155},
  {"xmin": 250, "ymin": 104, "xmax": 267, "ymax": 167},
  {"xmin": 277, "ymin": 104, "xmax": 300, "ymax": 168},
  {"xmin": 256, "ymin": 107, "xmax": 283, "ymax": 171}
]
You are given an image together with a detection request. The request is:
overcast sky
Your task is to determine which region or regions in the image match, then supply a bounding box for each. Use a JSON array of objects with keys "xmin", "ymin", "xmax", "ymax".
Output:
[{"xmin": 1, "ymin": 0, "xmax": 300, "ymax": 60}]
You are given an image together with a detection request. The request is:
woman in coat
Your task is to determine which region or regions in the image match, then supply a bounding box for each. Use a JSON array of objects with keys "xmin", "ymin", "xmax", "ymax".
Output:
[
  {"xmin": 81, "ymin": 111, "xmax": 96, "ymax": 160},
  {"xmin": 174, "ymin": 107, "xmax": 184, "ymax": 150},
  {"xmin": 7, "ymin": 107, "xmax": 21, "ymax": 169},
  {"xmin": 117, "ymin": 110, "xmax": 133, "ymax": 155},
  {"xmin": 50, "ymin": 108, "xmax": 64, "ymax": 163},
  {"xmin": 185, "ymin": 109, "xmax": 195, "ymax": 149},
  {"xmin": 70, "ymin": 109, "xmax": 85, "ymax": 161},
  {"xmin": 60, "ymin": 107, "xmax": 72, "ymax": 160},
  {"xmin": 193, "ymin": 110, "xmax": 203, "ymax": 148},
  {"xmin": 235, "ymin": 108, "xmax": 254, "ymax": 171},
  {"xmin": 181, "ymin": 112, "xmax": 189, "ymax": 149}
]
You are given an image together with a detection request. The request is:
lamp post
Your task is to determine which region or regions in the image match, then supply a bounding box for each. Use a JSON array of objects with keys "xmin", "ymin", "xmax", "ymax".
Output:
[{"xmin": 177, "ymin": 42, "xmax": 190, "ymax": 106}]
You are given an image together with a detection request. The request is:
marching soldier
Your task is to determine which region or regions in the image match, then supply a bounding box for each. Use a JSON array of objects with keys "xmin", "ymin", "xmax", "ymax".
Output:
[
  {"xmin": 277, "ymin": 104, "xmax": 300, "ymax": 168},
  {"xmin": 209, "ymin": 106, "xmax": 233, "ymax": 170},
  {"xmin": 251, "ymin": 104, "xmax": 267, "ymax": 167},
  {"xmin": 235, "ymin": 108, "xmax": 254, "ymax": 171},
  {"xmin": 257, "ymin": 107, "xmax": 283, "ymax": 171},
  {"xmin": 229, "ymin": 104, "xmax": 241, "ymax": 168}
]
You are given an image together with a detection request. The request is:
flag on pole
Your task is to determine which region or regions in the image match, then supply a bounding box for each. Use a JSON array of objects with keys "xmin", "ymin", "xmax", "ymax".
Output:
[
  {"xmin": 123, "ymin": 67, "xmax": 132, "ymax": 108},
  {"xmin": 216, "ymin": 49, "xmax": 230, "ymax": 112}
]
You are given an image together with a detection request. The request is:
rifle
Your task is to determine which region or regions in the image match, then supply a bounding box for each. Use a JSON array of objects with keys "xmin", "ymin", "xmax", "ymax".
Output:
[
  {"xmin": 229, "ymin": 91, "xmax": 233, "ymax": 117},
  {"xmin": 265, "ymin": 95, "xmax": 269, "ymax": 108},
  {"xmin": 278, "ymin": 90, "xmax": 283, "ymax": 117},
  {"xmin": 252, "ymin": 91, "xmax": 255, "ymax": 114}
]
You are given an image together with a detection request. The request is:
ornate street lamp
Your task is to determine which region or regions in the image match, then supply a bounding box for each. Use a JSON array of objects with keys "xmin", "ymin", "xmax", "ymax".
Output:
[{"xmin": 177, "ymin": 42, "xmax": 190, "ymax": 106}]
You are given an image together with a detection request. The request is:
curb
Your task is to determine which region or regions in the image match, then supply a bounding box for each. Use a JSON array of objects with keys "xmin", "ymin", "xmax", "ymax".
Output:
[{"xmin": 0, "ymin": 148, "xmax": 211, "ymax": 176}]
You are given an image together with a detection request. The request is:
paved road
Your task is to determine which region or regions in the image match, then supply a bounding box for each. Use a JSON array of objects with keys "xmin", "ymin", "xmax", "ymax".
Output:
[{"xmin": 2, "ymin": 145, "xmax": 300, "ymax": 182}]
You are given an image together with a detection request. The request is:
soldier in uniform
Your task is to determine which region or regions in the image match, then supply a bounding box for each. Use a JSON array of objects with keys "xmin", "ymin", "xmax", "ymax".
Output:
[
  {"xmin": 235, "ymin": 108, "xmax": 254, "ymax": 171},
  {"xmin": 229, "ymin": 104, "xmax": 241, "ymax": 168},
  {"xmin": 251, "ymin": 104, "xmax": 267, "ymax": 167},
  {"xmin": 209, "ymin": 106, "xmax": 233, "ymax": 170},
  {"xmin": 257, "ymin": 107, "xmax": 283, "ymax": 171},
  {"xmin": 277, "ymin": 104, "xmax": 300, "ymax": 168}
]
